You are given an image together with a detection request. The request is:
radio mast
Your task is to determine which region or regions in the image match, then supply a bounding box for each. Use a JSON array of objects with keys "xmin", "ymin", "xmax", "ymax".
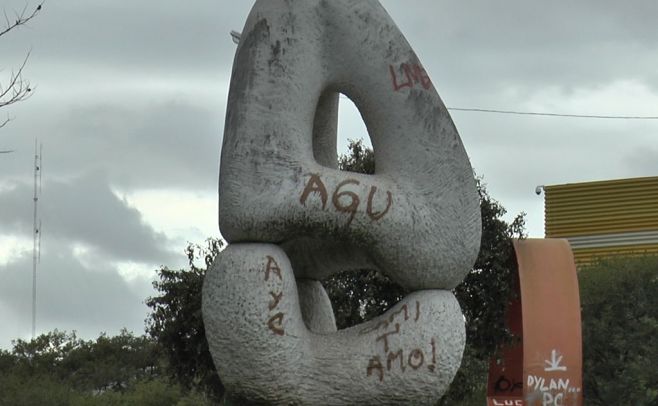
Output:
[{"xmin": 32, "ymin": 140, "xmax": 42, "ymax": 339}]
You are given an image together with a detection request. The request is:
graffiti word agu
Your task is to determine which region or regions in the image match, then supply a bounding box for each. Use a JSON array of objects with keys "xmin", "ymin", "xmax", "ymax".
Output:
[{"xmin": 300, "ymin": 174, "xmax": 392, "ymax": 225}]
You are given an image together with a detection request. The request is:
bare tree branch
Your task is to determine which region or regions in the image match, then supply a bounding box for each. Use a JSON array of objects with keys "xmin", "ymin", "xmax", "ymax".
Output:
[
  {"xmin": 0, "ymin": 52, "xmax": 33, "ymax": 109},
  {"xmin": 0, "ymin": 1, "xmax": 44, "ymax": 38},
  {"xmin": 0, "ymin": 1, "xmax": 44, "ymax": 134}
]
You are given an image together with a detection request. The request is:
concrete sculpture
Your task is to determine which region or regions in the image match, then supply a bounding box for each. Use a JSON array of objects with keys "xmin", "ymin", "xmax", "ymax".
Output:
[{"xmin": 203, "ymin": 0, "xmax": 482, "ymax": 404}]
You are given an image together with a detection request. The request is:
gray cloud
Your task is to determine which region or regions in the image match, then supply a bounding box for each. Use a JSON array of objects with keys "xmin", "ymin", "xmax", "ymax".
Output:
[
  {"xmin": 0, "ymin": 174, "xmax": 176, "ymax": 264},
  {"xmin": 382, "ymin": 0, "xmax": 658, "ymax": 96},
  {"xmin": 1, "ymin": 98, "xmax": 222, "ymax": 192},
  {"xmin": 0, "ymin": 0, "xmax": 252, "ymax": 77},
  {"xmin": 2, "ymin": 0, "xmax": 658, "ymax": 344},
  {"xmin": 624, "ymin": 146, "xmax": 658, "ymax": 175},
  {"xmin": 0, "ymin": 246, "xmax": 153, "ymax": 348}
]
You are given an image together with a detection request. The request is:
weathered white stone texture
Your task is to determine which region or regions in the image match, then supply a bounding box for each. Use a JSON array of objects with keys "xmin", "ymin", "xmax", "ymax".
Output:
[
  {"xmin": 218, "ymin": 0, "xmax": 481, "ymax": 290},
  {"xmin": 204, "ymin": 245, "xmax": 465, "ymax": 405},
  {"xmin": 203, "ymin": 0, "xmax": 482, "ymax": 404}
]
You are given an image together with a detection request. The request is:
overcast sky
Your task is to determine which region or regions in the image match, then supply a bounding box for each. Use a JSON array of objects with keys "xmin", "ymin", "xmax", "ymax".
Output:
[{"xmin": 1, "ymin": 0, "xmax": 657, "ymax": 348}]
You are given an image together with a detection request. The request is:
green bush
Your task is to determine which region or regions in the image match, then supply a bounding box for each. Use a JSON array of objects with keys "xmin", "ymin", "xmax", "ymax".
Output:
[
  {"xmin": 579, "ymin": 255, "xmax": 658, "ymax": 405},
  {"xmin": 0, "ymin": 373, "xmax": 74, "ymax": 406},
  {"xmin": 69, "ymin": 378, "xmax": 211, "ymax": 406}
]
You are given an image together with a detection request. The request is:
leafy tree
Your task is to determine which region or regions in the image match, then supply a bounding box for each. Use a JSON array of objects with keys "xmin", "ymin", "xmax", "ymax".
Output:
[
  {"xmin": 331, "ymin": 139, "xmax": 525, "ymax": 404},
  {"xmin": 578, "ymin": 255, "xmax": 658, "ymax": 405},
  {"xmin": 435, "ymin": 176, "xmax": 526, "ymax": 404},
  {"xmin": 0, "ymin": 329, "xmax": 196, "ymax": 405},
  {"xmin": 0, "ymin": 330, "xmax": 160, "ymax": 405},
  {"xmin": 337, "ymin": 138, "xmax": 375, "ymax": 175},
  {"xmin": 0, "ymin": 1, "xmax": 44, "ymax": 129},
  {"xmin": 62, "ymin": 330, "xmax": 159, "ymax": 393},
  {"xmin": 70, "ymin": 378, "xmax": 211, "ymax": 406},
  {"xmin": 146, "ymin": 139, "xmax": 525, "ymax": 403},
  {"xmin": 146, "ymin": 239, "xmax": 224, "ymax": 402},
  {"xmin": 328, "ymin": 139, "xmax": 524, "ymax": 339}
]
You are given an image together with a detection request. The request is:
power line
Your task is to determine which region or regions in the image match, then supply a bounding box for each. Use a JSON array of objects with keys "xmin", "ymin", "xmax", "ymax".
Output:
[
  {"xmin": 229, "ymin": 31, "xmax": 658, "ymax": 121},
  {"xmin": 446, "ymin": 107, "xmax": 658, "ymax": 120},
  {"xmin": 337, "ymin": 93, "xmax": 658, "ymax": 120}
]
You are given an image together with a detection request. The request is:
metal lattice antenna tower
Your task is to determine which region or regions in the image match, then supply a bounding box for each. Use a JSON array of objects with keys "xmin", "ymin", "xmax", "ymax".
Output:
[{"xmin": 32, "ymin": 140, "xmax": 42, "ymax": 339}]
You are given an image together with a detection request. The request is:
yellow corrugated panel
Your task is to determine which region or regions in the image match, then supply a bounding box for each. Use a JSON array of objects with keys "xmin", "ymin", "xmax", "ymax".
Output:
[
  {"xmin": 545, "ymin": 176, "xmax": 658, "ymax": 237},
  {"xmin": 572, "ymin": 243, "xmax": 658, "ymax": 266}
]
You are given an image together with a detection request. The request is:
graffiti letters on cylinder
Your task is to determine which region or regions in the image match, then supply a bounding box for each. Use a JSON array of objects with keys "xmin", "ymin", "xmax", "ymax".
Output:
[{"xmin": 202, "ymin": 1, "xmax": 481, "ymax": 404}]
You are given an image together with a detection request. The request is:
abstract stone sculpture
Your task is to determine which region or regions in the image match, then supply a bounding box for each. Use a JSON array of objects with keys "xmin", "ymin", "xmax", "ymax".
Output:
[{"xmin": 203, "ymin": 1, "xmax": 482, "ymax": 404}]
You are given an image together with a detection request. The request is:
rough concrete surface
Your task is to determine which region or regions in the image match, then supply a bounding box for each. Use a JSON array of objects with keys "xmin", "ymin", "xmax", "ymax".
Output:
[
  {"xmin": 204, "ymin": 244, "xmax": 465, "ymax": 405},
  {"xmin": 204, "ymin": 0, "xmax": 481, "ymax": 404},
  {"xmin": 218, "ymin": 0, "xmax": 481, "ymax": 290}
]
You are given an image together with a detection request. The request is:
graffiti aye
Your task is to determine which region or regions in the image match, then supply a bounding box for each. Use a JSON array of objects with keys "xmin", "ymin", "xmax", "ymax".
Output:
[{"xmin": 264, "ymin": 256, "xmax": 285, "ymax": 336}]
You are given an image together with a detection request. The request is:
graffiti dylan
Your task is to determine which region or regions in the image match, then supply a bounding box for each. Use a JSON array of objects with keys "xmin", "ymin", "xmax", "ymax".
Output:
[{"xmin": 526, "ymin": 349, "xmax": 581, "ymax": 406}]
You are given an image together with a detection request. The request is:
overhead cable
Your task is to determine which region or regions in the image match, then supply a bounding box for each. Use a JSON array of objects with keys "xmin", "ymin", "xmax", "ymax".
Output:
[{"xmin": 447, "ymin": 107, "xmax": 658, "ymax": 120}]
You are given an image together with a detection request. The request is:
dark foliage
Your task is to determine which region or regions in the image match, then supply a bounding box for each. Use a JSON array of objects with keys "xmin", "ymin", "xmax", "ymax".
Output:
[
  {"xmin": 145, "ymin": 238, "xmax": 224, "ymax": 402},
  {"xmin": 145, "ymin": 139, "xmax": 524, "ymax": 403},
  {"xmin": 457, "ymin": 178, "xmax": 525, "ymax": 357},
  {"xmin": 329, "ymin": 139, "xmax": 526, "ymax": 404},
  {"xmin": 579, "ymin": 256, "xmax": 658, "ymax": 405},
  {"xmin": 337, "ymin": 138, "xmax": 375, "ymax": 175},
  {"xmin": 439, "ymin": 179, "xmax": 525, "ymax": 404},
  {"xmin": 323, "ymin": 268, "xmax": 405, "ymax": 330},
  {"xmin": 0, "ymin": 329, "xmax": 201, "ymax": 405}
]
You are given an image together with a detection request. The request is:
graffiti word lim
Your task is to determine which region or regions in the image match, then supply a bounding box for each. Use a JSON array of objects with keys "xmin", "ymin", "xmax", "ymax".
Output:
[
  {"xmin": 300, "ymin": 174, "xmax": 392, "ymax": 225},
  {"xmin": 264, "ymin": 255, "xmax": 285, "ymax": 336},
  {"xmin": 389, "ymin": 63, "xmax": 432, "ymax": 91}
]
